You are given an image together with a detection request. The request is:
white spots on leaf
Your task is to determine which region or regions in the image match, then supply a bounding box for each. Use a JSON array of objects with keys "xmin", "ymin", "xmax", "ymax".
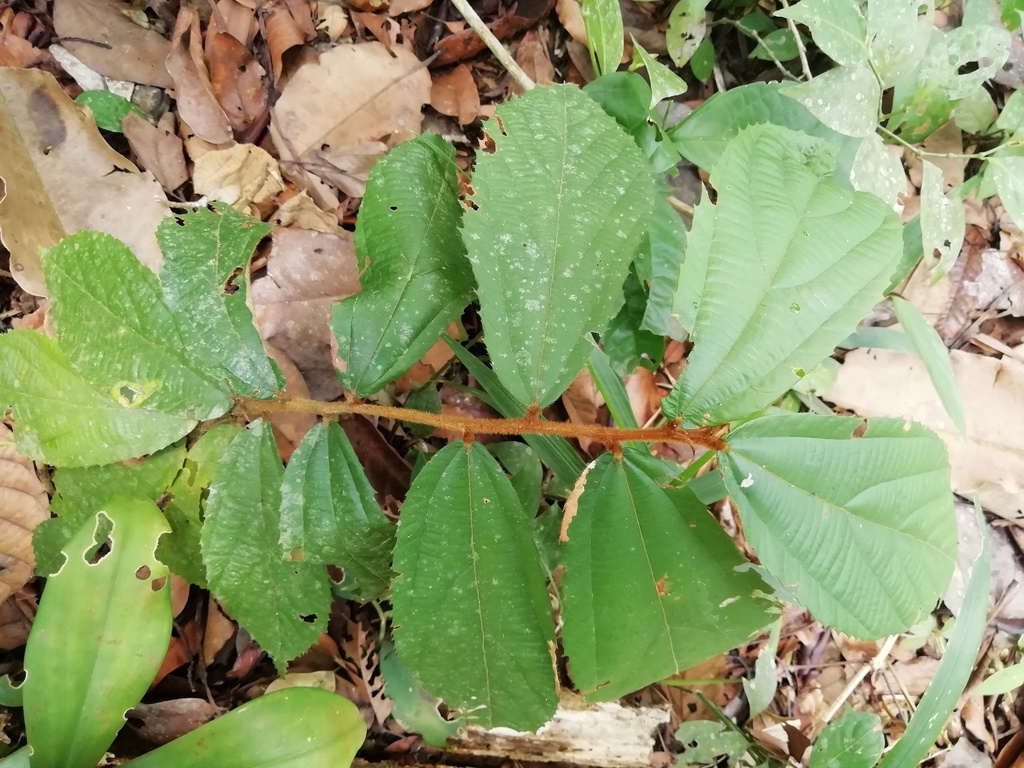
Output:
[{"xmin": 740, "ymin": 473, "xmax": 754, "ymax": 488}]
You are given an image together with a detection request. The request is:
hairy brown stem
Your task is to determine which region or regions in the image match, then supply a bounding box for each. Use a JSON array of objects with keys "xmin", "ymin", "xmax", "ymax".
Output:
[{"xmin": 238, "ymin": 396, "xmax": 728, "ymax": 452}]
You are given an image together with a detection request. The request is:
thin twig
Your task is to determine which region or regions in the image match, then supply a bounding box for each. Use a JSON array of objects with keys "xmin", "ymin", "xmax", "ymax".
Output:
[
  {"xmin": 817, "ymin": 634, "xmax": 899, "ymax": 734},
  {"xmin": 238, "ymin": 396, "xmax": 728, "ymax": 451},
  {"xmin": 668, "ymin": 195, "xmax": 695, "ymax": 217},
  {"xmin": 779, "ymin": 0, "xmax": 812, "ymax": 80},
  {"xmin": 719, "ymin": 19, "xmax": 798, "ymax": 82},
  {"xmin": 878, "ymin": 124, "xmax": 1024, "ymax": 160},
  {"xmin": 447, "ymin": 0, "xmax": 535, "ymax": 92}
]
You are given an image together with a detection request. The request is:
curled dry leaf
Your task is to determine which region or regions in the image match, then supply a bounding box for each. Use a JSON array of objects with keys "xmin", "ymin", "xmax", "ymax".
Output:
[
  {"xmin": 271, "ymin": 42, "xmax": 431, "ymax": 202},
  {"xmin": 122, "ymin": 112, "xmax": 189, "ymax": 191},
  {"xmin": 272, "ymin": 190, "xmax": 343, "ymax": 233},
  {"xmin": 388, "ymin": 0, "xmax": 433, "ymax": 15},
  {"xmin": 516, "ymin": 30, "xmax": 556, "ymax": 90},
  {"xmin": 0, "ymin": 68, "xmax": 168, "ymax": 295},
  {"xmin": 430, "ymin": 64, "xmax": 482, "ymax": 125},
  {"xmin": 434, "ymin": 0, "xmax": 555, "ymax": 65},
  {"xmin": 212, "ymin": 0, "xmax": 260, "ymax": 47},
  {"xmin": 0, "ymin": 424, "xmax": 49, "ymax": 603},
  {"xmin": 128, "ymin": 698, "xmax": 225, "ymax": 746},
  {"xmin": 192, "ymin": 143, "xmax": 285, "ymax": 214},
  {"xmin": 265, "ymin": 0, "xmax": 318, "ymax": 83},
  {"xmin": 555, "ymin": 0, "xmax": 587, "ymax": 45},
  {"xmin": 52, "ymin": 0, "xmax": 173, "ymax": 88},
  {"xmin": 207, "ymin": 31, "xmax": 269, "ymax": 136},
  {"xmin": 252, "ymin": 227, "xmax": 361, "ymax": 400},
  {"xmin": 167, "ymin": 5, "xmax": 234, "ymax": 145}
]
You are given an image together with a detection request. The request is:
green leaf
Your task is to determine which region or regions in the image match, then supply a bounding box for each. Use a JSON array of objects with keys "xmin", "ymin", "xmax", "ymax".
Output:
[
  {"xmin": 75, "ymin": 90, "xmax": 146, "ymax": 132},
  {"xmin": 973, "ymin": 661, "xmax": 1024, "ymax": 696},
  {"xmin": 867, "ymin": 0, "xmax": 934, "ymax": 87},
  {"xmin": 849, "ymin": 133, "xmax": 905, "ymax": 211},
  {"xmin": 403, "ymin": 384, "xmax": 443, "ymax": 438},
  {"xmin": 464, "ymin": 84, "xmax": 653, "ymax": 407},
  {"xmin": 639, "ymin": 195, "xmax": 686, "ymax": 339},
  {"xmin": 919, "ymin": 161, "xmax": 965, "ymax": 280},
  {"xmin": 675, "ymin": 720, "xmax": 751, "ymax": 765},
  {"xmin": 45, "ymin": 231, "xmax": 232, "ymax": 419},
  {"xmin": 952, "ymin": 87, "xmax": 997, "ymax": 134},
  {"xmin": 331, "ymin": 135, "xmax": 472, "ymax": 396},
  {"xmin": 443, "ymin": 337, "xmax": 586, "ymax": 482},
  {"xmin": 122, "ymin": 688, "xmax": 366, "ymax": 768},
  {"xmin": 490, "ymin": 441, "xmax": 544, "ymax": 516},
  {"xmin": 742, "ymin": 621, "xmax": 779, "ymax": 718},
  {"xmin": 782, "ymin": 64, "xmax": 880, "ymax": 138},
  {"xmin": 0, "ymin": 330, "xmax": 195, "ymax": 467},
  {"xmin": 839, "ymin": 326, "xmax": 915, "ymax": 352},
  {"xmin": 380, "ymin": 641, "xmax": 464, "ymax": 747},
  {"xmin": 279, "ymin": 422, "xmax": 396, "ymax": 600},
  {"xmin": 630, "ymin": 39, "xmax": 686, "ymax": 107},
  {"xmin": 775, "ymin": 0, "xmax": 866, "ymax": 67},
  {"xmin": 583, "ymin": 72, "xmax": 652, "ymax": 137},
  {"xmin": 987, "ymin": 154, "xmax": 1024, "ymax": 232},
  {"xmin": 811, "ymin": 710, "xmax": 884, "ymax": 768},
  {"xmin": 157, "ymin": 424, "xmax": 241, "ymax": 586},
  {"xmin": 891, "ymin": 296, "xmax": 966, "ymax": 436},
  {"xmin": 751, "ymin": 28, "xmax": 799, "ymax": 61},
  {"xmin": 37, "ymin": 441, "xmax": 185, "ymax": 576},
  {"xmin": 877, "ymin": 507, "xmax": 989, "ymax": 768},
  {"xmin": 203, "ymin": 421, "xmax": 330, "ymax": 673},
  {"xmin": 602, "ymin": 269, "xmax": 663, "ymax": 375},
  {"xmin": 664, "ymin": 124, "xmax": 901, "ymax": 427},
  {"xmin": 689, "ymin": 38, "xmax": 715, "ymax": 83},
  {"xmin": 561, "ymin": 450, "xmax": 773, "ymax": 700},
  {"xmin": 721, "ymin": 414, "xmax": 956, "ymax": 638},
  {"xmin": 587, "ymin": 346, "xmax": 639, "ymax": 429},
  {"xmin": 669, "ymin": 82, "xmax": 861, "ymax": 180},
  {"xmin": 666, "ymin": 0, "xmax": 711, "ymax": 66},
  {"xmin": 157, "ymin": 204, "xmax": 281, "ymax": 397},
  {"xmin": 0, "ymin": 676, "xmax": 23, "ymax": 708},
  {"xmin": 582, "ymin": 0, "xmax": 624, "ymax": 77},
  {"xmin": 24, "ymin": 497, "xmax": 172, "ymax": 768},
  {"xmin": 392, "ymin": 442, "xmax": 557, "ymax": 729}
]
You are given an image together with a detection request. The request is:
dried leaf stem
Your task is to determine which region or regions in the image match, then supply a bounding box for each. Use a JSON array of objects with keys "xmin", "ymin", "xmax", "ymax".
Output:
[
  {"xmin": 447, "ymin": 0, "xmax": 536, "ymax": 92},
  {"xmin": 239, "ymin": 396, "xmax": 727, "ymax": 451}
]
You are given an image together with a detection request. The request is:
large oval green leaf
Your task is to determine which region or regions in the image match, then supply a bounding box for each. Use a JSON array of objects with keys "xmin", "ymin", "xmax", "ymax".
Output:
[
  {"xmin": 203, "ymin": 421, "xmax": 331, "ymax": 673},
  {"xmin": 23, "ymin": 496, "xmax": 172, "ymax": 768},
  {"xmin": 123, "ymin": 688, "xmax": 366, "ymax": 768},
  {"xmin": 279, "ymin": 422, "xmax": 396, "ymax": 600},
  {"xmin": 664, "ymin": 123, "xmax": 901, "ymax": 427},
  {"xmin": 720, "ymin": 413, "xmax": 956, "ymax": 638},
  {"xmin": 561, "ymin": 450, "xmax": 774, "ymax": 700},
  {"xmin": 392, "ymin": 442, "xmax": 557, "ymax": 730},
  {"xmin": 331, "ymin": 134, "xmax": 472, "ymax": 396},
  {"xmin": 45, "ymin": 231, "xmax": 232, "ymax": 420},
  {"xmin": 463, "ymin": 84, "xmax": 652, "ymax": 407}
]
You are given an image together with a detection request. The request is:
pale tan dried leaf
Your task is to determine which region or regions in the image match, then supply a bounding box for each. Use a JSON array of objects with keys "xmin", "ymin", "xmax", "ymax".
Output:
[
  {"xmin": 265, "ymin": 0, "xmax": 316, "ymax": 83},
  {"xmin": 166, "ymin": 6, "xmax": 233, "ymax": 145},
  {"xmin": 122, "ymin": 112, "xmax": 189, "ymax": 191},
  {"xmin": 53, "ymin": 0, "xmax": 173, "ymax": 88},
  {"xmin": 129, "ymin": 698, "xmax": 225, "ymax": 746},
  {"xmin": 393, "ymin": 327, "xmax": 459, "ymax": 394},
  {"xmin": 430, "ymin": 64, "xmax": 481, "ymax": 125},
  {"xmin": 192, "ymin": 143, "xmax": 285, "ymax": 213},
  {"xmin": 0, "ymin": 424, "xmax": 48, "ymax": 603},
  {"xmin": 169, "ymin": 574, "xmax": 190, "ymax": 618},
  {"xmin": 212, "ymin": 0, "xmax": 259, "ymax": 46},
  {"xmin": 827, "ymin": 347, "xmax": 1024, "ymax": 520},
  {"xmin": 265, "ymin": 342, "xmax": 317, "ymax": 461},
  {"xmin": 203, "ymin": 598, "xmax": 236, "ymax": 666},
  {"xmin": 316, "ymin": 3, "xmax": 350, "ymax": 39},
  {"xmin": 560, "ymin": 459, "xmax": 595, "ymax": 542},
  {"xmin": 252, "ymin": 227, "xmax": 361, "ymax": 400},
  {"xmin": 0, "ymin": 68, "xmax": 168, "ymax": 295},
  {"xmin": 562, "ymin": 367, "xmax": 603, "ymax": 452},
  {"xmin": 515, "ymin": 30, "xmax": 556, "ymax": 91},
  {"xmin": 388, "ymin": 0, "xmax": 433, "ymax": 15},
  {"xmin": 272, "ymin": 190, "xmax": 343, "ymax": 234},
  {"xmin": 624, "ymin": 367, "xmax": 661, "ymax": 428},
  {"xmin": 270, "ymin": 42, "xmax": 431, "ymax": 199},
  {"xmin": 556, "ymin": 0, "xmax": 587, "ymax": 44}
]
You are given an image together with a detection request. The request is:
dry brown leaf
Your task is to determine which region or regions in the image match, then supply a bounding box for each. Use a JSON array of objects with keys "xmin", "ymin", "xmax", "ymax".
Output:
[
  {"xmin": 827, "ymin": 347, "xmax": 1024, "ymax": 520},
  {"xmin": 203, "ymin": 598, "xmax": 237, "ymax": 666},
  {"xmin": 624, "ymin": 367, "xmax": 661, "ymax": 427},
  {"xmin": 0, "ymin": 68, "xmax": 168, "ymax": 295},
  {"xmin": 560, "ymin": 459, "xmax": 595, "ymax": 542},
  {"xmin": 207, "ymin": 31, "xmax": 268, "ymax": 136},
  {"xmin": 53, "ymin": 0, "xmax": 173, "ymax": 88},
  {"xmin": 515, "ymin": 30, "xmax": 556, "ymax": 91},
  {"xmin": 315, "ymin": 2, "xmax": 350, "ymax": 39},
  {"xmin": 265, "ymin": 0, "xmax": 317, "ymax": 83},
  {"xmin": 393, "ymin": 328, "xmax": 459, "ymax": 394},
  {"xmin": 556, "ymin": 0, "xmax": 587, "ymax": 44},
  {"xmin": 252, "ymin": 227, "xmax": 361, "ymax": 400},
  {"xmin": 0, "ymin": 596, "xmax": 32, "ymax": 651},
  {"xmin": 192, "ymin": 143, "xmax": 285, "ymax": 214},
  {"xmin": 272, "ymin": 190, "xmax": 343, "ymax": 233},
  {"xmin": 270, "ymin": 42, "xmax": 431, "ymax": 201},
  {"xmin": 167, "ymin": 6, "xmax": 234, "ymax": 145},
  {"xmin": 0, "ymin": 424, "xmax": 48, "ymax": 603},
  {"xmin": 562, "ymin": 368, "xmax": 603, "ymax": 453},
  {"xmin": 430, "ymin": 64, "xmax": 481, "ymax": 125},
  {"xmin": 265, "ymin": 342, "xmax": 317, "ymax": 461},
  {"xmin": 212, "ymin": 0, "xmax": 259, "ymax": 46},
  {"xmin": 388, "ymin": 0, "xmax": 433, "ymax": 15},
  {"xmin": 349, "ymin": 11, "xmax": 401, "ymax": 52},
  {"xmin": 129, "ymin": 699, "xmax": 225, "ymax": 746},
  {"xmin": 122, "ymin": 112, "xmax": 189, "ymax": 191}
]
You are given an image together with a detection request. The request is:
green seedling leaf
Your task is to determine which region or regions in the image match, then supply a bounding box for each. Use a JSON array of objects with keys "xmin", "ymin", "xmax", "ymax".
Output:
[
  {"xmin": 689, "ymin": 38, "xmax": 714, "ymax": 82},
  {"xmin": 675, "ymin": 720, "xmax": 751, "ymax": 765},
  {"xmin": 603, "ymin": 269, "xmax": 663, "ymax": 375},
  {"xmin": 37, "ymin": 441, "xmax": 185, "ymax": 576},
  {"xmin": 839, "ymin": 326, "xmax": 915, "ymax": 352},
  {"xmin": 743, "ymin": 621, "xmax": 780, "ymax": 718},
  {"xmin": 669, "ymin": 82, "xmax": 861, "ymax": 181},
  {"xmin": 0, "ymin": 675, "xmax": 22, "ymax": 707},
  {"xmin": 751, "ymin": 28, "xmax": 799, "ymax": 62},
  {"xmin": 24, "ymin": 496, "xmax": 172, "ymax": 768},
  {"xmin": 561, "ymin": 450, "xmax": 773, "ymax": 700},
  {"xmin": 664, "ymin": 124, "xmax": 901, "ymax": 427},
  {"xmin": 987, "ymin": 154, "xmax": 1024, "ymax": 232},
  {"xmin": 203, "ymin": 421, "xmax": 330, "ymax": 673},
  {"xmin": 444, "ymin": 337, "xmax": 586, "ymax": 482},
  {"xmin": 122, "ymin": 687, "xmax": 366, "ymax": 768},
  {"xmin": 811, "ymin": 710, "xmax": 883, "ymax": 768},
  {"xmin": 331, "ymin": 134, "xmax": 472, "ymax": 396},
  {"xmin": 919, "ymin": 161, "xmax": 965, "ymax": 280},
  {"xmin": 403, "ymin": 384, "xmax": 442, "ymax": 438},
  {"xmin": 464, "ymin": 84, "xmax": 652, "ymax": 407},
  {"xmin": 75, "ymin": 90, "xmax": 146, "ymax": 132},
  {"xmin": 582, "ymin": 0, "xmax": 624, "ymax": 76},
  {"xmin": 583, "ymin": 72, "xmax": 652, "ymax": 138},
  {"xmin": 892, "ymin": 296, "xmax": 966, "ymax": 436},
  {"xmin": 973, "ymin": 661, "xmax": 1024, "ymax": 696},
  {"xmin": 392, "ymin": 442, "xmax": 558, "ymax": 729},
  {"xmin": 45, "ymin": 230, "xmax": 232, "ymax": 419},
  {"xmin": 721, "ymin": 414, "xmax": 956, "ymax": 638},
  {"xmin": 0, "ymin": 329, "xmax": 195, "ymax": 467},
  {"xmin": 666, "ymin": 0, "xmax": 711, "ymax": 66},
  {"xmin": 782, "ymin": 63, "xmax": 880, "ymax": 138},
  {"xmin": 157, "ymin": 204, "xmax": 281, "ymax": 397},
  {"xmin": 158, "ymin": 424, "xmax": 241, "ymax": 586},
  {"xmin": 490, "ymin": 441, "xmax": 544, "ymax": 516},
  {"xmin": 630, "ymin": 39, "xmax": 686, "ymax": 107},
  {"xmin": 380, "ymin": 641, "xmax": 464, "ymax": 747},
  {"xmin": 587, "ymin": 346, "xmax": 639, "ymax": 429},
  {"xmin": 877, "ymin": 505, "xmax": 989, "ymax": 768},
  {"xmin": 775, "ymin": 0, "xmax": 866, "ymax": 67},
  {"xmin": 279, "ymin": 422, "xmax": 396, "ymax": 600}
]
